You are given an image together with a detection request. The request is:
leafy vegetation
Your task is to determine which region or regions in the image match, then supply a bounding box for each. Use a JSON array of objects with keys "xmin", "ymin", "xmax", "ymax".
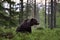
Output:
[{"xmin": 0, "ymin": 27, "xmax": 60, "ymax": 40}]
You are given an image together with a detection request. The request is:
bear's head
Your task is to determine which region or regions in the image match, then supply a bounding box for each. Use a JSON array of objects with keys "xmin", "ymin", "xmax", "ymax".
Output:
[{"xmin": 30, "ymin": 18, "xmax": 39, "ymax": 26}]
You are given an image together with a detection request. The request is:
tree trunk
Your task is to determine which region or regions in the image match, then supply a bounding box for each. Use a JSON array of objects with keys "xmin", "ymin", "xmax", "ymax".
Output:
[
  {"xmin": 34, "ymin": 0, "xmax": 36, "ymax": 18},
  {"xmin": 45, "ymin": 0, "xmax": 47, "ymax": 27},
  {"xmin": 26, "ymin": 0, "xmax": 28, "ymax": 18},
  {"xmin": 53, "ymin": 0, "xmax": 56, "ymax": 28},
  {"xmin": 19, "ymin": 0, "xmax": 23, "ymax": 24},
  {"xmin": 9, "ymin": 0, "xmax": 11, "ymax": 28},
  {"xmin": 51, "ymin": 0, "xmax": 54, "ymax": 29}
]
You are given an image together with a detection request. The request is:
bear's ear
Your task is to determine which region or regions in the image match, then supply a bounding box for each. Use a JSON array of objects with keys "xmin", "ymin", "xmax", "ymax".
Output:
[
  {"xmin": 30, "ymin": 18, "xmax": 36, "ymax": 22},
  {"xmin": 31, "ymin": 18, "xmax": 34, "ymax": 21}
]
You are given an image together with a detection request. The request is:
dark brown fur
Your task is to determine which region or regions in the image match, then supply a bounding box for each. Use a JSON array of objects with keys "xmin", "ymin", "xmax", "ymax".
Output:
[{"xmin": 16, "ymin": 18, "xmax": 39, "ymax": 33}]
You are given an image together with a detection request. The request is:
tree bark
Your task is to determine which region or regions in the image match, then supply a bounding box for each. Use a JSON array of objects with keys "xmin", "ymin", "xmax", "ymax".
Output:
[
  {"xmin": 53, "ymin": 0, "xmax": 56, "ymax": 28},
  {"xmin": 34, "ymin": 0, "xmax": 36, "ymax": 18},
  {"xmin": 51, "ymin": 0, "xmax": 54, "ymax": 29},
  {"xmin": 19, "ymin": 0, "xmax": 23, "ymax": 24},
  {"xmin": 45, "ymin": 0, "xmax": 47, "ymax": 27}
]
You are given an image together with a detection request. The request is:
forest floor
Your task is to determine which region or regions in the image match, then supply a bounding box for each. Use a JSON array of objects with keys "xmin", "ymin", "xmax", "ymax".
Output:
[{"xmin": 0, "ymin": 27, "xmax": 60, "ymax": 40}]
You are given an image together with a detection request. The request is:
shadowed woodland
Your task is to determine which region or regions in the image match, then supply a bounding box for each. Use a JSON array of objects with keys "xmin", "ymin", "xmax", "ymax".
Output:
[{"xmin": 0, "ymin": 0, "xmax": 60, "ymax": 40}]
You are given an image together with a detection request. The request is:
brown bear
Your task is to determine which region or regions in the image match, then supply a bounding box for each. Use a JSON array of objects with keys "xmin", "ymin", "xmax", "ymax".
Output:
[{"xmin": 16, "ymin": 18, "xmax": 39, "ymax": 33}]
